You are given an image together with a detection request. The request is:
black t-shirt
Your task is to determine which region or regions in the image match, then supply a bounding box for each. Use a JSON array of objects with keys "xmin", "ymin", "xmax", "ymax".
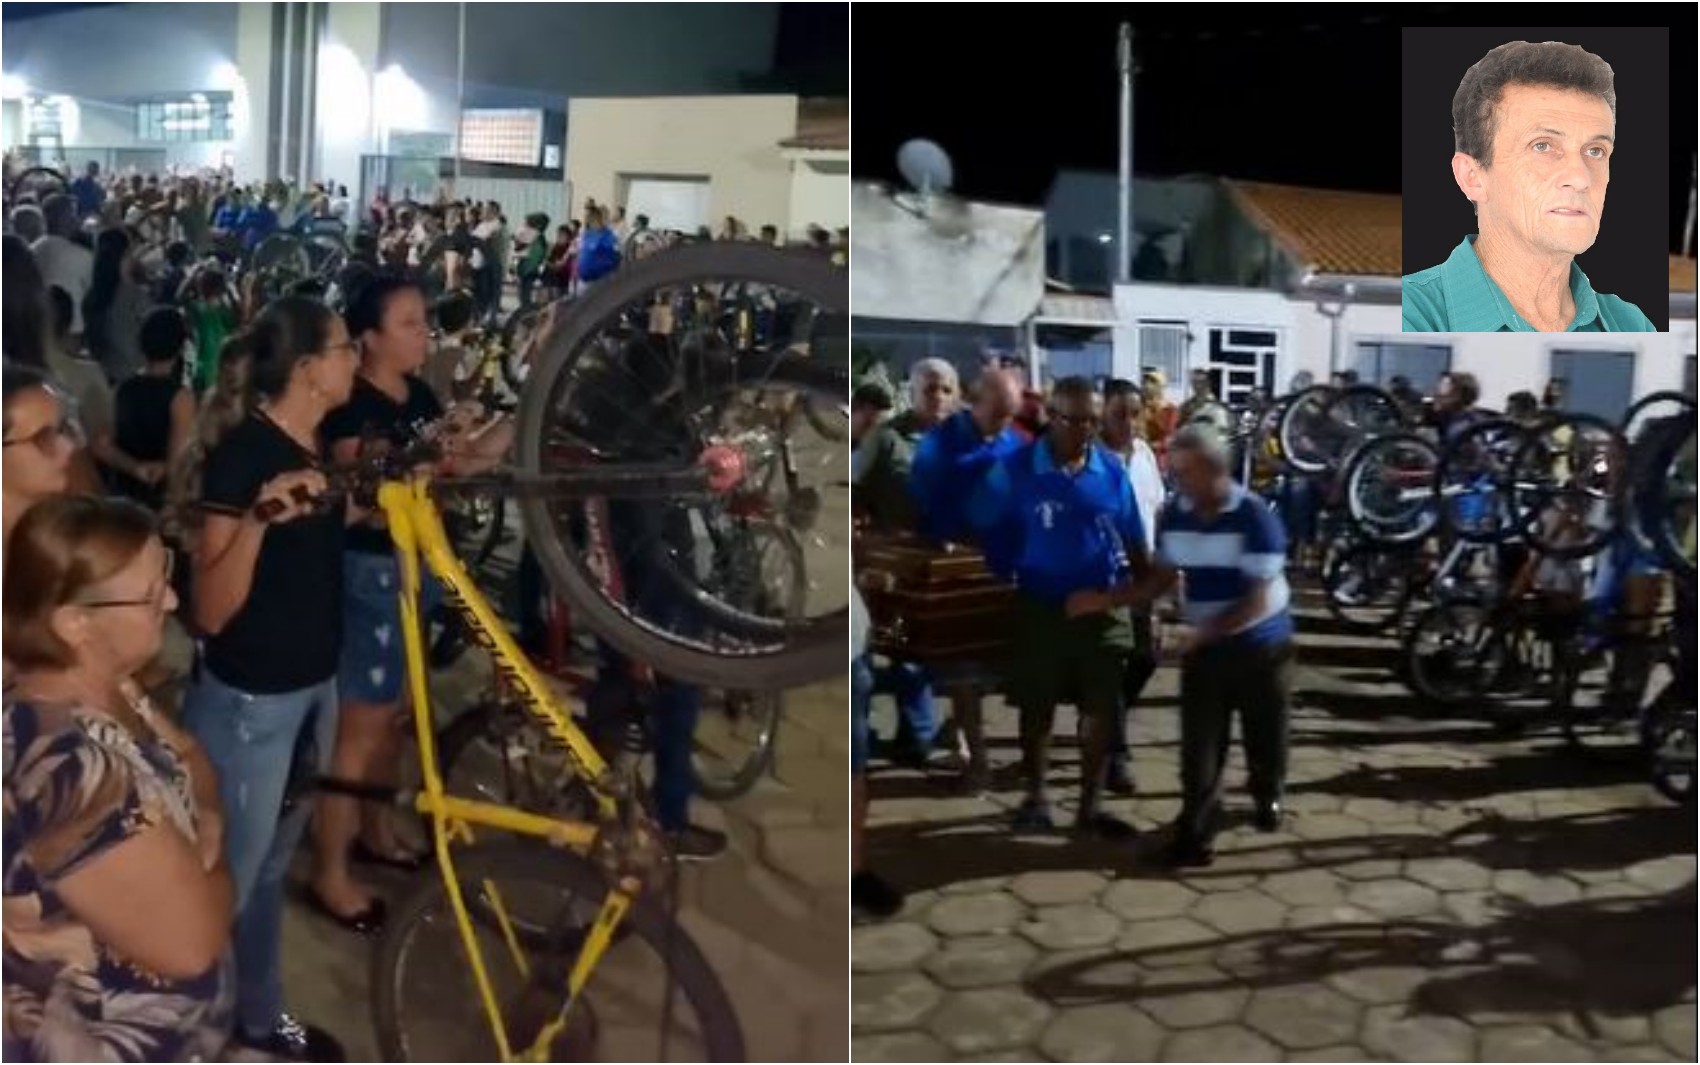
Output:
[
  {"xmin": 110, "ymin": 373, "xmax": 180, "ymax": 507},
  {"xmin": 321, "ymin": 374, "xmax": 444, "ymax": 554},
  {"xmin": 200, "ymin": 412, "xmax": 346, "ymax": 693}
]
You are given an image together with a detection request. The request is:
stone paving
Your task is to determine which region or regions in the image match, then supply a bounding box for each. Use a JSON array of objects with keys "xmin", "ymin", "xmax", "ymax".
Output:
[{"xmin": 854, "ymin": 592, "xmax": 1698, "ymax": 1062}]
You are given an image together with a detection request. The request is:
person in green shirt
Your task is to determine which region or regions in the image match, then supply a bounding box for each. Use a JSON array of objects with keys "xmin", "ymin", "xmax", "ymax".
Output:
[
  {"xmin": 514, "ymin": 211, "xmax": 551, "ymax": 309},
  {"xmin": 855, "ymin": 357, "xmax": 959, "ymax": 533},
  {"xmin": 1401, "ymin": 40, "xmax": 1656, "ymax": 333},
  {"xmin": 185, "ymin": 269, "xmax": 240, "ymax": 395}
]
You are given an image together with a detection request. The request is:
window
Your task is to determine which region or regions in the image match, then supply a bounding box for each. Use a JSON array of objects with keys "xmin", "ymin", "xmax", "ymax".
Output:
[
  {"xmin": 1136, "ymin": 321, "xmax": 1189, "ymax": 389},
  {"xmin": 1205, "ymin": 327, "xmax": 1278, "ymax": 404},
  {"xmin": 1352, "ymin": 341, "xmax": 1451, "ymax": 392},
  {"xmin": 135, "ymin": 93, "xmax": 234, "ymax": 142},
  {"xmin": 1551, "ymin": 349, "xmax": 1634, "ymax": 421},
  {"xmin": 458, "ymin": 109, "xmax": 543, "ymax": 167}
]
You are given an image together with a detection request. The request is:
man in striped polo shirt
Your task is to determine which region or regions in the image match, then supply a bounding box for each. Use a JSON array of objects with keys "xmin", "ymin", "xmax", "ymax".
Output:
[{"xmin": 1068, "ymin": 423, "xmax": 1294, "ymax": 867}]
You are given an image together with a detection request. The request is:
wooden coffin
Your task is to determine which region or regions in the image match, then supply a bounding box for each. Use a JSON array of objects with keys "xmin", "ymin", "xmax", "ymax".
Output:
[{"xmin": 858, "ymin": 536, "xmax": 1015, "ymax": 663}]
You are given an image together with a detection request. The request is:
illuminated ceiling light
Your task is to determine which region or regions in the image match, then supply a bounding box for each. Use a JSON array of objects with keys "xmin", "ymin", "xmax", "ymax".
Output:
[{"xmin": 1097, "ymin": 232, "xmax": 1114, "ymax": 245}]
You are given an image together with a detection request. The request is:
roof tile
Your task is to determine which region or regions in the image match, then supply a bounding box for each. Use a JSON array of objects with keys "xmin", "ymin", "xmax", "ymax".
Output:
[{"xmin": 1226, "ymin": 180, "xmax": 1402, "ymax": 278}]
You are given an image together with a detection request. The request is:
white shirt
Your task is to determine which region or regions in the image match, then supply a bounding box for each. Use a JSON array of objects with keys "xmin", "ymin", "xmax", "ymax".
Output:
[
  {"xmin": 32, "ymin": 235, "xmax": 94, "ymax": 334},
  {"xmin": 1108, "ymin": 438, "xmax": 1165, "ymax": 552}
]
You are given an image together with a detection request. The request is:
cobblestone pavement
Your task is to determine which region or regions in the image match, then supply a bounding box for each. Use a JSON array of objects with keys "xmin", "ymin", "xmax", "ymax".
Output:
[{"xmin": 854, "ymin": 593, "xmax": 1698, "ymax": 1062}]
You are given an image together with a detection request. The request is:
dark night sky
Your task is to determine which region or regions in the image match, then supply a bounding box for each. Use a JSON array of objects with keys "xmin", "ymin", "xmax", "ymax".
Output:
[{"xmin": 853, "ymin": 3, "xmax": 1697, "ymax": 251}]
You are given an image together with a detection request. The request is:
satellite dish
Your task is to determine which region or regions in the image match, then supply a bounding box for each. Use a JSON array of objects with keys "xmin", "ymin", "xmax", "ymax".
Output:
[{"xmin": 897, "ymin": 139, "xmax": 954, "ymax": 195}]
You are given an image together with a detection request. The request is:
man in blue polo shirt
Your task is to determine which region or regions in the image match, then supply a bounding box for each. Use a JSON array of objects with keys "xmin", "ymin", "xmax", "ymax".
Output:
[
  {"xmin": 970, "ymin": 376, "xmax": 1149, "ymax": 838},
  {"xmin": 1068, "ymin": 423, "xmax": 1294, "ymax": 867},
  {"xmin": 911, "ymin": 367, "xmax": 1024, "ymax": 544},
  {"xmin": 1401, "ymin": 41, "xmax": 1655, "ymax": 333}
]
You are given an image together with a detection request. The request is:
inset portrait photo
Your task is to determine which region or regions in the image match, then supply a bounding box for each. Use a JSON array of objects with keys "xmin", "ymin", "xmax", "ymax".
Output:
[{"xmin": 1401, "ymin": 27, "xmax": 1672, "ymax": 332}]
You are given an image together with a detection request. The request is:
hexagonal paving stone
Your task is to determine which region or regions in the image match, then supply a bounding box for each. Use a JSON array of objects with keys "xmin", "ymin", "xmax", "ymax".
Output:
[
  {"xmin": 1361, "ymin": 1004, "xmax": 1475, "ymax": 1061},
  {"xmin": 1191, "ymin": 889, "xmax": 1288, "ymax": 935},
  {"xmin": 927, "ymin": 892, "xmax": 1027, "ymax": 937},
  {"xmin": 1608, "ymin": 1046, "xmax": 1686, "ymax": 1062},
  {"xmin": 853, "ymin": 921, "xmax": 939, "ymax": 972},
  {"xmin": 1340, "ymin": 797, "xmax": 1409, "ymax": 825},
  {"xmin": 1161, "ymin": 1023, "xmax": 1283, "ymax": 1062},
  {"xmin": 1288, "ymin": 1048, "xmax": 1375, "ymax": 1062},
  {"xmin": 1404, "ymin": 856, "xmax": 1494, "ymax": 893},
  {"xmin": 1011, "ymin": 870, "xmax": 1109, "ymax": 906},
  {"xmin": 926, "ymin": 986, "xmax": 1054, "ymax": 1055},
  {"xmin": 1552, "ymin": 1008, "xmax": 1651, "ymax": 1045},
  {"xmin": 1492, "ymin": 869, "xmax": 1583, "ymax": 907},
  {"xmin": 851, "ymin": 1030, "xmax": 951, "ymax": 1062},
  {"xmin": 1102, "ymin": 879, "xmax": 1200, "ymax": 921},
  {"xmin": 1655, "ymin": 1003, "xmax": 1699, "ymax": 1059},
  {"xmin": 1346, "ymin": 878, "xmax": 1441, "ymax": 919},
  {"xmin": 1037, "ymin": 1003, "xmax": 1167, "ymax": 1062},
  {"xmin": 1021, "ymin": 903, "xmax": 1122, "ymax": 951},
  {"xmin": 1439, "ymin": 889, "xmax": 1503, "ymax": 928},
  {"xmin": 1137, "ymin": 965, "xmax": 1249, "ymax": 1029},
  {"xmin": 1286, "ymin": 903, "xmax": 1378, "ymax": 930},
  {"xmin": 852, "ymin": 971, "xmax": 946, "ymax": 1032},
  {"xmin": 1334, "ymin": 857, "xmax": 1405, "ymax": 881},
  {"xmin": 1625, "ymin": 856, "xmax": 1698, "ymax": 894},
  {"xmin": 1325, "ymin": 964, "xmax": 1431, "ymax": 1005},
  {"xmin": 941, "ymin": 875, "xmax": 1014, "ymax": 895},
  {"xmin": 1243, "ymin": 984, "xmax": 1365, "ymax": 1050},
  {"xmin": 1289, "ymin": 812, "xmax": 1372, "ymax": 841},
  {"xmin": 1478, "ymin": 1025, "xmax": 1593, "ymax": 1061},
  {"xmin": 1118, "ymin": 916, "xmax": 1220, "ymax": 956},
  {"xmin": 923, "ymin": 934, "xmax": 1039, "ymax": 990},
  {"xmin": 1188, "ymin": 871, "xmax": 1263, "ymax": 892},
  {"xmin": 1259, "ymin": 868, "xmax": 1347, "ymax": 906}
]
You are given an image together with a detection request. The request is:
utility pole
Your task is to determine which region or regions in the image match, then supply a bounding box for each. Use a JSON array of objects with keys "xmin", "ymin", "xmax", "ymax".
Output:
[{"xmin": 1117, "ymin": 23, "xmax": 1133, "ymax": 285}]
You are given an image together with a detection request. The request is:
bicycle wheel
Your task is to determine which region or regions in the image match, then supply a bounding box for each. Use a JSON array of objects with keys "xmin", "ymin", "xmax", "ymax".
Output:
[
  {"xmin": 1276, "ymin": 385, "xmax": 1339, "ymax": 475},
  {"xmin": 372, "ymin": 842, "xmax": 744, "ymax": 1062},
  {"xmin": 691, "ymin": 688, "xmax": 783, "ymax": 801},
  {"xmin": 1322, "ymin": 385, "xmax": 1405, "ymax": 461},
  {"xmin": 1437, "ymin": 418, "xmax": 1529, "ymax": 543},
  {"xmin": 517, "ymin": 242, "xmax": 847, "ymax": 691},
  {"xmin": 1342, "ymin": 432, "xmax": 1441, "ymax": 545},
  {"xmin": 7, "ymin": 165, "xmax": 67, "ymax": 207},
  {"xmin": 1648, "ymin": 710, "xmax": 1696, "ymax": 804},
  {"xmin": 1623, "ymin": 391, "xmax": 1697, "ymax": 444},
  {"xmin": 1322, "ymin": 541, "xmax": 1415, "ymax": 633},
  {"xmin": 443, "ymin": 491, "xmax": 508, "ymax": 572},
  {"xmin": 1511, "ymin": 413, "xmax": 1627, "ymax": 558},
  {"xmin": 1403, "ymin": 600, "xmax": 1503, "ymax": 705},
  {"xmin": 1635, "ymin": 418, "xmax": 1697, "ymax": 583},
  {"xmin": 501, "ymin": 303, "xmax": 546, "ymax": 392}
]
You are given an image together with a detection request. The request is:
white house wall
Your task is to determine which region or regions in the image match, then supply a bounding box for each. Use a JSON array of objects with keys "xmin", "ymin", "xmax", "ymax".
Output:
[
  {"xmin": 564, "ymin": 95, "xmax": 797, "ymax": 235},
  {"xmin": 788, "ymin": 156, "xmax": 849, "ymax": 241},
  {"xmin": 1115, "ymin": 281, "xmax": 1697, "ymax": 407}
]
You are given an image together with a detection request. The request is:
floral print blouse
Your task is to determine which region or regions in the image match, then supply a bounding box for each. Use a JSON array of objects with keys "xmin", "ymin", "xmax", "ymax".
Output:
[{"xmin": 2, "ymin": 695, "xmax": 233, "ymax": 1062}]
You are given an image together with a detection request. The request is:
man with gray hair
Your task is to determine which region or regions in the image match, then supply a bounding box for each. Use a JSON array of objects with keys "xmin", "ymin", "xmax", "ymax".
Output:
[
  {"xmin": 853, "ymin": 356, "xmax": 962, "ymax": 766},
  {"xmin": 10, "ymin": 204, "xmax": 45, "ymax": 244},
  {"xmin": 1402, "ymin": 40, "xmax": 1653, "ymax": 332},
  {"xmin": 1068, "ymin": 423, "xmax": 1294, "ymax": 866}
]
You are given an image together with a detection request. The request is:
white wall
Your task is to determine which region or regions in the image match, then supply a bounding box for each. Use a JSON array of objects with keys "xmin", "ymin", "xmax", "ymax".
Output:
[
  {"xmin": 2, "ymin": 3, "xmax": 239, "ymax": 103},
  {"xmin": 314, "ymin": 2, "xmax": 383, "ymax": 191},
  {"xmin": 787, "ymin": 155, "xmax": 847, "ymax": 240},
  {"xmin": 565, "ymin": 95, "xmax": 797, "ymax": 234},
  {"xmin": 1115, "ymin": 281, "xmax": 1697, "ymax": 409}
]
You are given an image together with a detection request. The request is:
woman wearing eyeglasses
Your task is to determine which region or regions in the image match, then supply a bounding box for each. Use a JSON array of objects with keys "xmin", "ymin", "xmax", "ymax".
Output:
[
  {"xmin": 3, "ymin": 495, "xmax": 235, "ymax": 1061},
  {"xmin": 3, "ymin": 362, "xmax": 77, "ymax": 545},
  {"xmin": 178, "ymin": 295, "xmax": 357, "ymax": 1062}
]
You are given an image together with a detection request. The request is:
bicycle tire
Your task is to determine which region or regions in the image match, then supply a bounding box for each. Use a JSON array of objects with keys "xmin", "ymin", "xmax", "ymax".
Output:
[
  {"xmin": 371, "ymin": 841, "xmax": 744, "ymax": 1062},
  {"xmin": 1436, "ymin": 417, "xmax": 1530, "ymax": 544},
  {"xmin": 1622, "ymin": 391, "xmax": 1697, "ymax": 440},
  {"xmin": 1276, "ymin": 385, "xmax": 1339, "ymax": 475},
  {"xmin": 1635, "ymin": 417, "xmax": 1697, "ymax": 584},
  {"xmin": 1511, "ymin": 412, "xmax": 1627, "ymax": 558},
  {"xmin": 1402, "ymin": 599, "xmax": 1500, "ymax": 705},
  {"xmin": 1322, "ymin": 384, "xmax": 1404, "ymax": 460},
  {"xmin": 1322, "ymin": 540, "xmax": 1416, "ymax": 634},
  {"xmin": 691, "ymin": 689, "xmax": 782, "ymax": 801},
  {"xmin": 7, "ymin": 165, "xmax": 67, "ymax": 206},
  {"xmin": 500, "ymin": 304, "xmax": 545, "ymax": 392},
  {"xmin": 1647, "ymin": 711, "xmax": 1696, "ymax": 804},
  {"xmin": 517, "ymin": 241, "xmax": 847, "ymax": 691},
  {"xmin": 1342, "ymin": 432, "xmax": 1441, "ymax": 545}
]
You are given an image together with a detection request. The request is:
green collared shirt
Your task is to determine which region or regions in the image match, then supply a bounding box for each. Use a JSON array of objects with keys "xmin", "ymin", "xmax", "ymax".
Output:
[{"xmin": 1401, "ymin": 235, "xmax": 1656, "ymax": 332}]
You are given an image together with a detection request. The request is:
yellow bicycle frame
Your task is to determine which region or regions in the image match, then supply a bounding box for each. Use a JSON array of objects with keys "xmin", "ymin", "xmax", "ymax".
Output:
[{"xmin": 381, "ymin": 477, "xmax": 637, "ymax": 1062}]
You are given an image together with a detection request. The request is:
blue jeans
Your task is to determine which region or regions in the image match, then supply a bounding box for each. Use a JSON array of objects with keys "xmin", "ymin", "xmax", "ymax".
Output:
[
  {"xmin": 851, "ymin": 654, "xmax": 874, "ymax": 774},
  {"xmin": 874, "ymin": 660, "xmax": 937, "ymax": 751},
  {"xmin": 586, "ymin": 644, "xmax": 699, "ymax": 831},
  {"xmin": 183, "ymin": 666, "xmax": 339, "ymax": 1041}
]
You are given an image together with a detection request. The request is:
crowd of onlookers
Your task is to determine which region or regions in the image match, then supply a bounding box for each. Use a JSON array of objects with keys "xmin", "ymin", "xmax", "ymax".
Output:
[{"xmin": 2, "ymin": 160, "xmax": 786, "ymax": 1062}]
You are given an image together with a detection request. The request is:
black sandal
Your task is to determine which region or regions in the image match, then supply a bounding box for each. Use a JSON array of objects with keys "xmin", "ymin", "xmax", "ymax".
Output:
[
  {"xmin": 351, "ymin": 839, "xmax": 429, "ymax": 872},
  {"xmin": 304, "ymin": 890, "xmax": 386, "ymax": 935}
]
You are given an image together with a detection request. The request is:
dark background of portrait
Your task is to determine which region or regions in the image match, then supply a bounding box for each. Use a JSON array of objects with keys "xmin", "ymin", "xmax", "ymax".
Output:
[{"xmin": 1401, "ymin": 26, "xmax": 1675, "ymax": 330}]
